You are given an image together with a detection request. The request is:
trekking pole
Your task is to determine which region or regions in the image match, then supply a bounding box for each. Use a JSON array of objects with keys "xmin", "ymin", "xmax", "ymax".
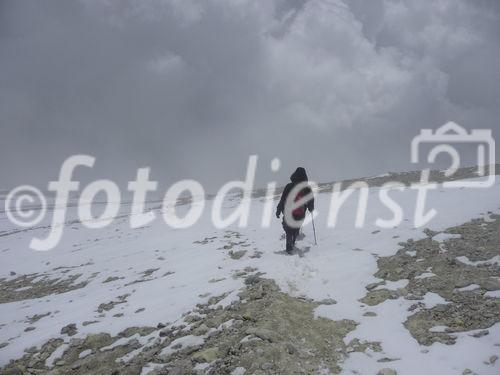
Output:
[{"xmin": 311, "ymin": 211, "xmax": 317, "ymax": 245}]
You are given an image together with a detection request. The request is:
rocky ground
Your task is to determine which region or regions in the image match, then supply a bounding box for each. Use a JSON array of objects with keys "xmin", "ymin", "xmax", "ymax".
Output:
[
  {"xmin": 0, "ymin": 273, "xmax": 369, "ymax": 375},
  {"xmin": 253, "ymin": 164, "xmax": 500, "ymax": 197},
  {"xmin": 2, "ymin": 216, "xmax": 499, "ymax": 374},
  {"xmin": 361, "ymin": 215, "xmax": 500, "ymax": 373}
]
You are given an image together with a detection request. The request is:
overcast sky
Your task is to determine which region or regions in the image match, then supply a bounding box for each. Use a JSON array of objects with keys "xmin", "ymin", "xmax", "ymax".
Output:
[{"xmin": 1, "ymin": 0, "xmax": 500, "ymax": 191}]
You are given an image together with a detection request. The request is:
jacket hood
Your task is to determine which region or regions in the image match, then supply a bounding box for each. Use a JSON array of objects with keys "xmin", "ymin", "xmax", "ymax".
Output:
[{"xmin": 290, "ymin": 167, "xmax": 308, "ymax": 183}]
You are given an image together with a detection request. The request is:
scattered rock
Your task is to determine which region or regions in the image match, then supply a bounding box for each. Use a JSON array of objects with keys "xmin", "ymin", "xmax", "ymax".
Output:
[
  {"xmin": 319, "ymin": 298, "xmax": 337, "ymax": 305},
  {"xmin": 377, "ymin": 357, "xmax": 400, "ymax": 363},
  {"xmin": 209, "ymin": 277, "xmax": 226, "ymax": 283},
  {"xmin": 2, "ymin": 367, "xmax": 23, "ymax": 375},
  {"xmin": 471, "ymin": 330, "xmax": 489, "ymax": 338},
  {"xmin": 366, "ymin": 281, "xmax": 385, "ymax": 291},
  {"xmin": 97, "ymin": 294, "xmax": 129, "ymax": 313},
  {"xmin": 285, "ymin": 342, "xmax": 297, "ymax": 354},
  {"xmin": 102, "ymin": 276, "xmax": 122, "ymax": 283},
  {"xmin": 82, "ymin": 320, "xmax": 99, "ymax": 326},
  {"xmin": 194, "ymin": 324, "xmax": 209, "ymax": 336},
  {"xmin": 229, "ymin": 250, "xmax": 247, "ymax": 260},
  {"xmin": 0, "ymin": 273, "xmax": 89, "ymax": 304},
  {"xmin": 259, "ymin": 362, "xmax": 273, "ymax": 370},
  {"xmin": 192, "ymin": 347, "xmax": 219, "ymax": 362},
  {"xmin": 249, "ymin": 251, "xmax": 263, "ymax": 259},
  {"xmin": 60, "ymin": 323, "xmax": 77, "ymax": 336},
  {"xmin": 377, "ymin": 368, "xmax": 397, "ymax": 375},
  {"xmin": 26, "ymin": 312, "xmax": 51, "ymax": 324},
  {"xmin": 244, "ymin": 275, "xmax": 260, "ymax": 285},
  {"xmin": 245, "ymin": 328, "xmax": 276, "ymax": 342}
]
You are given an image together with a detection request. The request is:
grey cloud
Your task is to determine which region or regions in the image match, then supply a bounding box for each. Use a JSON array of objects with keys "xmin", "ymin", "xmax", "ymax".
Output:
[{"xmin": 1, "ymin": 0, "xmax": 499, "ymax": 192}]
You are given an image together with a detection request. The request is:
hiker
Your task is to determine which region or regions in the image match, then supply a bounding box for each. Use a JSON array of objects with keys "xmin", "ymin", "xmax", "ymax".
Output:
[{"xmin": 276, "ymin": 167, "xmax": 314, "ymax": 254}]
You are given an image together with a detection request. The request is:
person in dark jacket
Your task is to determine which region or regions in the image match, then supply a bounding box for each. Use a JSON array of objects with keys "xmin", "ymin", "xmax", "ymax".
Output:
[{"xmin": 276, "ymin": 167, "xmax": 314, "ymax": 254}]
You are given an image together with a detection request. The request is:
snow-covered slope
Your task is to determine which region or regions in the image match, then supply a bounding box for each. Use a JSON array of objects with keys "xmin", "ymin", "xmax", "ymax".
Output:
[{"xmin": 1, "ymin": 175, "xmax": 499, "ymax": 374}]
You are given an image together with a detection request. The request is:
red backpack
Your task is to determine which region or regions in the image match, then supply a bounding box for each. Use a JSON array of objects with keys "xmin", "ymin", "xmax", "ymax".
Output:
[{"xmin": 292, "ymin": 190, "xmax": 306, "ymax": 217}]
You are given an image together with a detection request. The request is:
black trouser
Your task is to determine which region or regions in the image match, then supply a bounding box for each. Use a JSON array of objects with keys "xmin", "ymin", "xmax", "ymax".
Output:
[{"xmin": 282, "ymin": 218, "xmax": 303, "ymax": 252}]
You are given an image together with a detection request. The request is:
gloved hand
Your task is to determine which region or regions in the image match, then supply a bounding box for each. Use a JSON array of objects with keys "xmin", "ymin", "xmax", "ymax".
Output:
[{"xmin": 276, "ymin": 210, "xmax": 281, "ymax": 219}]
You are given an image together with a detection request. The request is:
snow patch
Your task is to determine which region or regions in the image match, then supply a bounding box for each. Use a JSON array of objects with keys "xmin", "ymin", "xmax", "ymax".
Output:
[
  {"xmin": 159, "ymin": 335, "xmax": 205, "ymax": 358},
  {"xmin": 456, "ymin": 255, "xmax": 500, "ymax": 267},
  {"xmin": 484, "ymin": 290, "xmax": 500, "ymax": 298},
  {"xmin": 432, "ymin": 233, "xmax": 461, "ymax": 242},
  {"xmin": 78, "ymin": 349, "xmax": 92, "ymax": 359},
  {"xmin": 374, "ymin": 279, "xmax": 409, "ymax": 290},
  {"xmin": 456, "ymin": 284, "xmax": 480, "ymax": 292},
  {"xmin": 429, "ymin": 325, "xmax": 448, "ymax": 333}
]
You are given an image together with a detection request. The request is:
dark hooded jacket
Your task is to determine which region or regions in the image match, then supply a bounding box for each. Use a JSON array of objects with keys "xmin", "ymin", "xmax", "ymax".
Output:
[{"xmin": 276, "ymin": 167, "xmax": 314, "ymax": 220}]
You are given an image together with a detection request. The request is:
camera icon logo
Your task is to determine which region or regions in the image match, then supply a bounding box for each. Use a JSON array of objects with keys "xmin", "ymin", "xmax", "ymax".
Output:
[{"xmin": 411, "ymin": 121, "xmax": 495, "ymax": 188}]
